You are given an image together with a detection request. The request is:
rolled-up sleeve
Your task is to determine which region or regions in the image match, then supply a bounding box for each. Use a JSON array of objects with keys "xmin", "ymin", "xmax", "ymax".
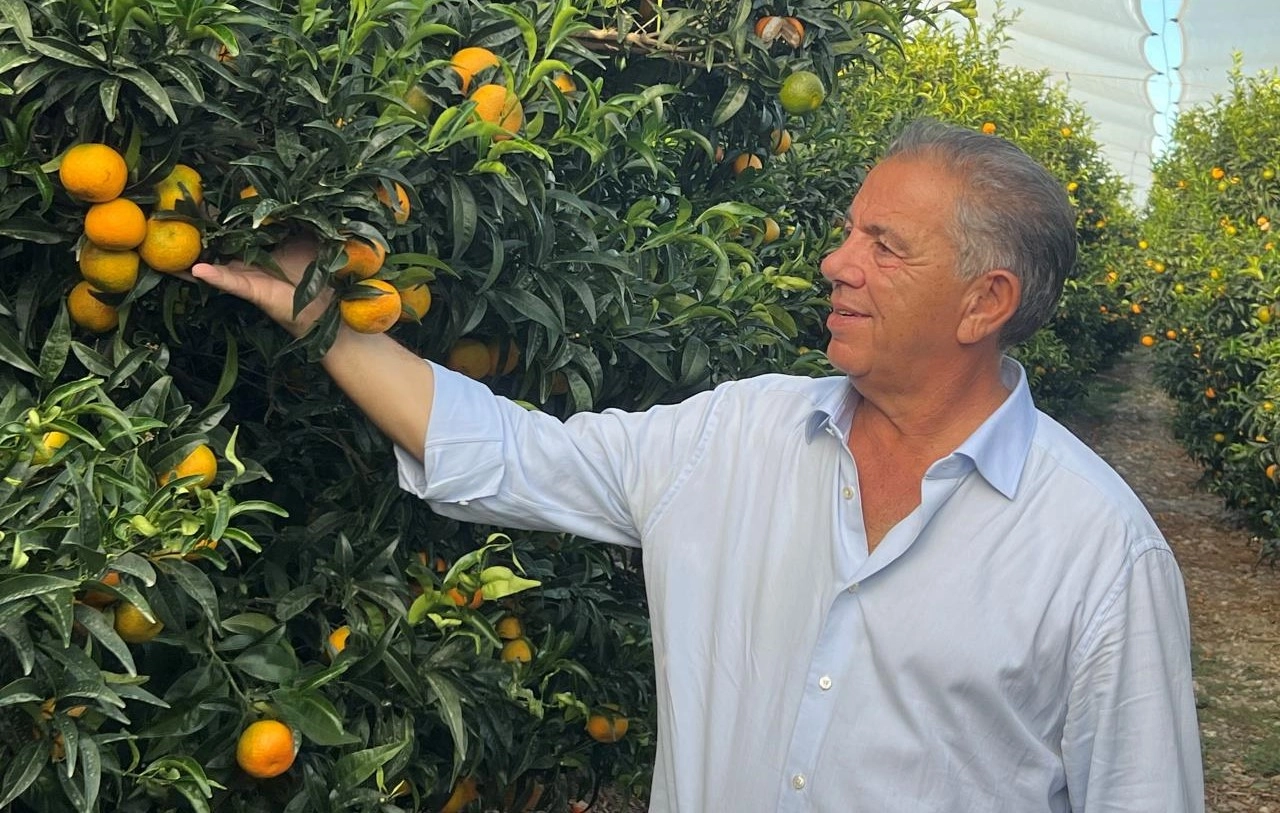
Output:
[
  {"xmin": 1061, "ymin": 543, "xmax": 1205, "ymax": 812},
  {"xmin": 395, "ymin": 360, "xmax": 721, "ymax": 547}
]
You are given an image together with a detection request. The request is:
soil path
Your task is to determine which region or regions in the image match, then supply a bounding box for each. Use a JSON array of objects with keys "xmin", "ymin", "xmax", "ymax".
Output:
[{"xmin": 1072, "ymin": 354, "xmax": 1280, "ymax": 812}]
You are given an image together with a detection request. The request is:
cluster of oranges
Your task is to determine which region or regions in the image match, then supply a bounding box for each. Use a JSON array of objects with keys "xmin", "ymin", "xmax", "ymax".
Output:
[
  {"xmin": 445, "ymin": 337, "xmax": 521, "ymax": 379},
  {"xmin": 59, "ymin": 143, "xmax": 204, "ymax": 332}
]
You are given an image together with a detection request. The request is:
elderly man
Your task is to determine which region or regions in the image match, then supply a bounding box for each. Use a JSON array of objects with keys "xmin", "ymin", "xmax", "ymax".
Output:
[{"xmin": 193, "ymin": 118, "xmax": 1204, "ymax": 811}]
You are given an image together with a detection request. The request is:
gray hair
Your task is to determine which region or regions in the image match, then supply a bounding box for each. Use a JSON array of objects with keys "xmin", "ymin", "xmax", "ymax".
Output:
[{"xmin": 883, "ymin": 118, "xmax": 1077, "ymax": 346}]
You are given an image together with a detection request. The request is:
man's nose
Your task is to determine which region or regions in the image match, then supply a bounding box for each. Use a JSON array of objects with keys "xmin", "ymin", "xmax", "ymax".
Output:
[{"xmin": 820, "ymin": 237, "xmax": 864, "ymax": 287}]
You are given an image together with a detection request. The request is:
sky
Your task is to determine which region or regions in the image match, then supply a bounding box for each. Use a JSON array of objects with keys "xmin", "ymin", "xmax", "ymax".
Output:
[{"xmin": 1141, "ymin": 0, "xmax": 1181, "ymax": 159}]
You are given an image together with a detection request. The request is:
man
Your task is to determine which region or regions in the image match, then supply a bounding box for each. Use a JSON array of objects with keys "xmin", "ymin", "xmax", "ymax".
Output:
[{"xmin": 192, "ymin": 119, "xmax": 1204, "ymax": 811}]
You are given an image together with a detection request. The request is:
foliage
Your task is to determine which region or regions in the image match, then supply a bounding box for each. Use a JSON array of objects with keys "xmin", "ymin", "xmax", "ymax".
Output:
[
  {"xmin": 1134, "ymin": 61, "xmax": 1280, "ymax": 555},
  {"xmin": 0, "ymin": 0, "xmax": 961, "ymax": 809}
]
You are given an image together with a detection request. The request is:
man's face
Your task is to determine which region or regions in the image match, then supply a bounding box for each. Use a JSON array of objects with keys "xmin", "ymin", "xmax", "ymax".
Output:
[{"xmin": 819, "ymin": 155, "xmax": 974, "ymax": 386}]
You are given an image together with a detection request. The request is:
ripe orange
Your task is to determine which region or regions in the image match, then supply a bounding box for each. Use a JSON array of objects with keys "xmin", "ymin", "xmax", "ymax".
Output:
[
  {"xmin": 1165, "ymin": 330, "xmax": 1178, "ymax": 340},
  {"xmin": 447, "ymin": 586, "xmax": 484, "ymax": 609},
  {"xmin": 446, "ymin": 338, "xmax": 491, "ymax": 379},
  {"xmin": 1205, "ymin": 387, "xmax": 1217, "ymax": 399},
  {"xmin": 159, "ymin": 443, "xmax": 218, "ymax": 488},
  {"xmin": 236, "ymin": 719, "xmax": 297, "ymax": 779},
  {"xmin": 79, "ymin": 244, "xmax": 140, "ymax": 293},
  {"xmin": 336, "ymin": 237, "xmax": 386, "ymax": 280},
  {"xmin": 470, "ymin": 84, "xmax": 524, "ymax": 140},
  {"xmin": 496, "ymin": 615, "xmax": 523, "ymax": 640},
  {"xmin": 1139, "ymin": 335, "xmax": 1155, "ymax": 347},
  {"xmin": 500, "ymin": 637, "xmax": 533, "ymax": 663},
  {"xmin": 67, "ymin": 281, "xmax": 119, "ymax": 333},
  {"xmin": 327, "ymin": 625, "xmax": 351, "ymax": 658},
  {"xmin": 154, "ymin": 164, "xmax": 203, "ymax": 210},
  {"xmin": 762, "ymin": 217, "xmax": 781, "ymax": 244},
  {"xmin": 754, "ymin": 15, "xmax": 804, "ymax": 46},
  {"xmin": 440, "ymin": 777, "xmax": 479, "ymax": 813},
  {"xmin": 779, "ymin": 70, "xmax": 825, "ymax": 114},
  {"xmin": 552, "ymin": 73, "xmax": 577, "ymax": 94},
  {"xmin": 138, "ymin": 218, "xmax": 202, "ymax": 273},
  {"xmin": 585, "ymin": 711, "xmax": 629, "ymax": 743},
  {"xmin": 769, "ymin": 128, "xmax": 792, "ymax": 154},
  {"xmin": 33, "ymin": 430, "xmax": 70, "ymax": 465},
  {"xmin": 397, "ymin": 283, "xmax": 432, "ymax": 322},
  {"xmin": 981, "ymin": 122, "xmax": 996, "ymax": 135},
  {"xmin": 340, "ymin": 279, "xmax": 401, "ymax": 334},
  {"xmin": 59, "ymin": 143, "xmax": 128, "ymax": 202},
  {"xmin": 114, "ymin": 603, "xmax": 163, "ymax": 643},
  {"xmin": 376, "ymin": 182, "xmax": 410, "ymax": 225},
  {"xmin": 81, "ymin": 570, "xmax": 121, "ymax": 609},
  {"xmin": 732, "ymin": 153, "xmax": 763, "ymax": 175},
  {"xmin": 486, "ymin": 338, "xmax": 520, "ymax": 376},
  {"xmin": 1268, "ymin": 464, "xmax": 1278, "ymax": 480},
  {"xmin": 451, "ymin": 46, "xmax": 500, "ymax": 95},
  {"xmin": 84, "ymin": 198, "xmax": 147, "ymax": 250}
]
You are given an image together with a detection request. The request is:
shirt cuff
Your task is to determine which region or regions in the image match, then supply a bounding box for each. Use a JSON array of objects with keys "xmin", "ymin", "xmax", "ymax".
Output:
[{"xmin": 394, "ymin": 360, "xmax": 506, "ymax": 503}]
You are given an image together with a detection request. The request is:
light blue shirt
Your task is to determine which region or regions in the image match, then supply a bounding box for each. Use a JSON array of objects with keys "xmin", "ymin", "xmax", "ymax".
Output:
[{"xmin": 396, "ymin": 358, "xmax": 1204, "ymax": 812}]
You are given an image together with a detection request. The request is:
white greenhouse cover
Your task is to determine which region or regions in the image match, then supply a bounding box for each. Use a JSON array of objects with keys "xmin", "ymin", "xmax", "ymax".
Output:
[{"xmin": 974, "ymin": 0, "xmax": 1280, "ymax": 203}]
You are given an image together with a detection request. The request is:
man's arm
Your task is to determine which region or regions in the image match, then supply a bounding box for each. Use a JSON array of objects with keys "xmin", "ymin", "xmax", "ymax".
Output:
[
  {"xmin": 1061, "ymin": 545, "xmax": 1205, "ymax": 812},
  {"xmin": 191, "ymin": 242, "xmax": 434, "ymax": 460}
]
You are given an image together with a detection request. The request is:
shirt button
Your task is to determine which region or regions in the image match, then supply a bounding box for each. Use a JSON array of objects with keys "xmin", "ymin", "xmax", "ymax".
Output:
[
  {"xmin": 791, "ymin": 774, "xmax": 807, "ymax": 791},
  {"xmin": 841, "ymin": 486, "xmax": 854, "ymax": 499},
  {"xmin": 847, "ymin": 582, "xmax": 859, "ymax": 594},
  {"xmin": 818, "ymin": 675, "xmax": 833, "ymax": 690}
]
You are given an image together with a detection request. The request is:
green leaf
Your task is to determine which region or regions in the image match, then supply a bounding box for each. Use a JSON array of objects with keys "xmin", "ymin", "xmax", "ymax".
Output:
[
  {"xmin": 116, "ymin": 67, "xmax": 177, "ymax": 122},
  {"xmin": 0, "ymin": 0, "xmax": 34, "ymax": 46},
  {"xmin": 491, "ymin": 289, "xmax": 563, "ymax": 334},
  {"xmin": 0, "ymin": 574, "xmax": 78, "ymax": 606},
  {"xmin": 423, "ymin": 672, "xmax": 468, "ymax": 773},
  {"xmin": 333, "ymin": 737, "xmax": 409, "ymax": 791},
  {"xmin": 712, "ymin": 79, "xmax": 750, "ymax": 127},
  {"xmin": 0, "ymin": 740, "xmax": 46, "ymax": 808},
  {"xmin": 209, "ymin": 330, "xmax": 238, "ymax": 406},
  {"xmin": 155, "ymin": 558, "xmax": 220, "ymax": 629},
  {"xmin": 74, "ymin": 604, "xmax": 137, "ymax": 676},
  {"xmin": 0, "ymin": 319, "xmax": 38, "ymax": 375},
  {"xmin": 448, "ymin": 177, "xmax": 477, "ymax": 260},
  {"xmin": 37, "ymin": 302, "xmax": 71, "ymax": 381},
  {"xmin": 272, "ymin": 689, "xmax": 358, "ymax": 746}
]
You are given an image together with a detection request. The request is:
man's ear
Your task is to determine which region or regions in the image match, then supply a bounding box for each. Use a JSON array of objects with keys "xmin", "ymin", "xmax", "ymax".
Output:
[{"xmin": 956, "ymin": 270, "xmax": 1020, "ymax": 345}]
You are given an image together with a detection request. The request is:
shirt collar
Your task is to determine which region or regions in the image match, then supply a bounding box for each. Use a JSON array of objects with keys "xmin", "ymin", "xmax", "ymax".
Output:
[{"xmin": 804, "ymin": 357, "xmax": 1037, "ymax": 500}]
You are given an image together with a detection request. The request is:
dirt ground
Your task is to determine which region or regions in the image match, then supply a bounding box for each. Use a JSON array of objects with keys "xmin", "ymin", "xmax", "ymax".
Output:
[{"xmin": 1072, "ymin": 355, "xmax": 1280, "ymax": 812}]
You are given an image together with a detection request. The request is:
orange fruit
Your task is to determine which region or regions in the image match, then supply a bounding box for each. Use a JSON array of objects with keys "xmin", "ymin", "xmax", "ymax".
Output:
[
  {"xmin": 500, "ymin": 637, "xmax": 533, "ymax": 663},
  {"xmin": 154, "ymin": 164, "xmax": 203, "ymax": 210},
  {"xmin": 59, "ymin": 143, "xmax": 128, "ymax": 202},
  {"xmin": 779, "ymin": 70, "xmax": 825, "ymax": 114},
  {"xmin": 440, "ymin": 777, "xmax": 479, "ymax": 813},
  {"xmin": 754, "ymin": 15, "xmax": 804, "ymax": 46},
  {"xmin": 585, "ymin": 712, "xmax": 629, "ymax": 743},
  {"xmin": 236, "ymin": 719, "xmax": 297, "ymax": 779},
  {"xmin": 340, "ymin": 279, "xmax": 401, "ymax": 334},
  {"xmin": 327, "ymin": 625, "xmax": 351, "ymax": 658},
  {"xmin": 336, "ymin": 237, "xmax": 386, "ymax": 280},
  {"xmin": 138, "ymin": 218, "xmax": 202, "ymax": 273},
  {"xmin": 84, "ymin": 198, "xmax": 147, "ymax": 250},
  {"xmin": 486, "ymin": 338, "xmax": 520, "ymax": 376},
  {"xmin": 376, "ymin": 182, "xmax": 410, "ymax": 225},
  {"xmin": 446, "ymin": 338, "xmax": 491, "ymax": 379},
  {"xmin": 769, "ymin": 129, "xmax": 792, "ymax": 154},
  {"xmin": 184, "ymin": 538, "xmax": 218, "ymax": 561},
  {"xmin": 1205, "ymin": 387, "xmax": 1217, "ymax": 399},
  {"xmin": 451, "ymin": 46, "xmax": 500, "ymax": 95},
  {"xmin": 732, "ymin": 153, "xmax": 763, "ymax": 175},
  {"xmin": 67, "ymin": 281, "xmax": 119, "ymax": 333},
  {"xmin": 447, "ymin": 586, "xmax": 484, "ymax": 609},
  {"xmin": 1139, "ymin": 335, "xmax": 1155, "ymax": 347},
  {"xmin": 552, "ymin": 73, "xmax": 577, "ymax": 94},
  {"xmin": 496, "ymin": 615, "xmax": 523, "ymax": 640},
  {"xmin": 762, "ymin": 217, "xmax": 781, "ymax": 244},
  {"xmin": 159, "ymin": 443, "xmax": 218, "ymax": 488},
  {"xmin": 1268, "ymin": 464, "xmax": 1278, "ymax": 480},
  {"xmin": 114, "ymin": 603, "xmax": 163, "ymax": 643},
  {"xmin": 1165, "ymin": 330, "xmax": 1178, "ymax": 340},
  {"xmin": 470, "ymin": 84, "xmax": 524, "ymax": 140},
  {"xmin": 33, "ymin": 430, "xmax": 70, "ymax": 465},
  {"xmin": 81, "ymin": 570, "xmax": 121, "ymax": 609},
  {"xmin": 398, "ymin": 283, "xmax": 432, "ymax": 322},
  {"xmin": 79, "ymin": 244, "xmax": 140, "ymax": 293},
  {"xmin": 981, "ymin": 122, "xmax": 996, "ymax": 135}
]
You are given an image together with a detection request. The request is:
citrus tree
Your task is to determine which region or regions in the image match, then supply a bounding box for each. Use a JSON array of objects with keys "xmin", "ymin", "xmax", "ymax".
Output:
[
  {"xmin": 1132, "ymin": 61, "xmax": 1280, "ymax": 555},
  {"xmin": 765, "ymin": 17, "xmax": 1142, "ymax": 415},
  {"xmin": 0, "ymin": 0, "xmax": 959, "ymax": 809}
]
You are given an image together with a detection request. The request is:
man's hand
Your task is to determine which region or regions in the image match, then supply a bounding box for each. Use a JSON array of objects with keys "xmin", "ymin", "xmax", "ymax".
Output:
[{"xmin": 191, "ymin": 238, "xmax": 329, "ymax": 337}]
